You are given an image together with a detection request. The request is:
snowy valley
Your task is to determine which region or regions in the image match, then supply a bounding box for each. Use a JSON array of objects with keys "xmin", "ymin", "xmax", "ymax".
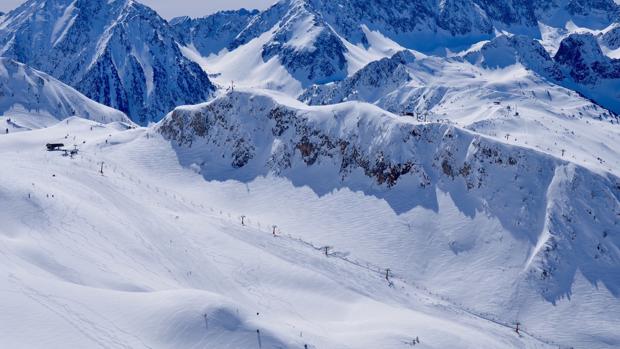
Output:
[{"xmin": 1, "ymin": 0, "xmax": 620, "ymax": 348}]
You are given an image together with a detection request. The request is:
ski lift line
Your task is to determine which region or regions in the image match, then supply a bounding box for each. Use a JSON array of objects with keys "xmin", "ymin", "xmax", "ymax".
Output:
[
  {"xmin": 47, "ymin": 157, "xmax": 563, "ymax": 348},
  {"xmin": 74, "ymin": 155, "xmax": 558, "ymax": 347}
]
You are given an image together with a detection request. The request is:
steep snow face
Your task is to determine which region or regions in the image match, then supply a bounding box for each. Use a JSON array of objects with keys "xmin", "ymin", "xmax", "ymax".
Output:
[
  {"xmin": 0, "ymin": 58, "xmax": 129, "ymax": 130},
  {"xmin": 0, "ymin": 0, "xmax": 214, "ymax": 124},
  {"xmin": 260, "ymin": 3, "xmax": 348, "ymax": 85},
  {"xmin": 227, "ymin": 0, "xmax": 350, "ymax": 86},
  {"xmin": 157, "ymin": 90, "xmax": 620, "ymax": 348},
  {"xmin": 171, "ymin": 9, "xmax": 259, "ymax": 57},
  {"xmin": 181, "ymin": 0, "xmax": 352, "ymax": 89},
  {"xmin": 300, "ymin": 50, "xmax": 417, "ymax": 106}
]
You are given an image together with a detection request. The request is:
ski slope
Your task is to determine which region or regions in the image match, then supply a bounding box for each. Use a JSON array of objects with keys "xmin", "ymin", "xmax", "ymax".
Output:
[
  {"xmin": 0, "ymin": 1, "xmax": 619, "ymax": 348},
  {"xmin": 1, "ymin": 99, "xmax": 618, "ymax": 348},
  {"xmin": 0, "ymin": 117, "xmax": 572, "ymax": 349}
]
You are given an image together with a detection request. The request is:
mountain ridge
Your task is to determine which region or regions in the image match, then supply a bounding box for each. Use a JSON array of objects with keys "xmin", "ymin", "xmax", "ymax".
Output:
[
  {"xmin": 0, "ymin": 0, "xmax": 214, "ymax": 124},
  {"xmin": 0, "ymin": 57, "xmax": 130, "ymax": 130}
]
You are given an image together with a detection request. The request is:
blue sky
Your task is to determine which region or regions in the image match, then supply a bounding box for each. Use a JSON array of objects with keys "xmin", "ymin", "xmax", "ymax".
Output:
[{"xmin": 0, "ymin": 0, "xmax": 275, "ymax": 18}]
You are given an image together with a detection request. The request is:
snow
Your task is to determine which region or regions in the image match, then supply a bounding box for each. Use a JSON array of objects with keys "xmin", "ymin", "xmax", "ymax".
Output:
[
  {"xmin": 1, "ymin": 88, "xmax": 618, "ymax": 347},
  {"xmin": 0, "ymin": 0, "xmax": 214, "ymax": 124},
  {"xmin": 156, "ymin": 89, "xmax": 620, "ymax": 332},
  {"xmin": 0, "ymin": 58, "xmax": 130, "ymax": 130},
  {"xmin": 340, "ymin": 25, "xmax": 409, "ymax": 76},
  {"xmin": 1, "ymin": 0, "xmax": 620, "ymax": 348},
  {"xmin": 132, "ymin": 43, "xmax": 155, "ymax": 97},
  {"xmin": 301, "ymin": 50, "xmax": 620, "ymax": 175},
  {"xmin": 0, "ymin": 116, "xmax": 566, "ymax": 349},
  {"xmin": 198, "ymin": 28, "xmax": 303, "ymax": 95},
  {"xmin": 283, "ymin": 11, "xmax": 322, "ymax": 51},
  {"xmin": 50, "ymin": 0, "xmax": 77, "ymax": 47}
]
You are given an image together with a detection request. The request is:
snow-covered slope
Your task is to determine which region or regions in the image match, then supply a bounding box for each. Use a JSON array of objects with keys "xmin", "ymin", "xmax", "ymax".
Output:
[
  {"xmin": 1, "ymin": 115, "xmax": 567, "ymax": 349},
  {"xmin": 156, "ymin": 90, "xmax": 620, "ymax": 348},
  {"xmin": 300, "ymin": 48, "xmax": 620, "ymax": 175},
  {"xmin": 171, "ymin": 9, "xmax": 259, "ymax": 57},
  {"xmin": 2, "ymin": 1, "xmax": 620, "ymax": 348},
  {"xmin": 177, "ymin": 0, "xmax": 620, "ymax": 98},
  {"xmin": 0, "ymin": 58, "xmax": 129, "ymax": 131},
  {"xmin": 1, "ymin": 92, "xmax": 618, "ymax": 348},
  {"xmin": 0, "ymin": 0, "xmax": 214, "ymax": 124}
]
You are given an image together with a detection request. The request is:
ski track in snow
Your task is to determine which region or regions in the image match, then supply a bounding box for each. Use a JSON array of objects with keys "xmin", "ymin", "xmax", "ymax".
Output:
[{"xmin": 0, "ymin": 117, "xmax": 570, "ymax": 349}]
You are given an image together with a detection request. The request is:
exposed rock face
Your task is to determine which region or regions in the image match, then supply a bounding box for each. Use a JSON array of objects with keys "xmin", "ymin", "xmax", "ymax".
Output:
[
  {"xmin": 555, "ymin": 33, "xmax": 620, "ymax": 84},
  {"xmin": 601, "ymin": 26, "xmax": 620, "ymax": 50}
]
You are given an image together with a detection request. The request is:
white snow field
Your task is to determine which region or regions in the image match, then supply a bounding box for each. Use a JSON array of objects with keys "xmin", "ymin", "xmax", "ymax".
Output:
[
  {"xmin": 0, "ymin": 119, "xmax": 549, "ymax": 349},
  {"xmin": 1, "ymin": 1, "xmax": 619, "ymax": 348},
  {"xmin": 1, "ymin": 90, "xmax": 618, "ymax": 348}
]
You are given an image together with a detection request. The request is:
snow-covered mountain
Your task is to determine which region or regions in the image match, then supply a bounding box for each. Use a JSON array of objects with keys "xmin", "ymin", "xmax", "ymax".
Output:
[
  {"xmin": 300, "ymin": 47, "xmax": 620, "ymax": 174},
  {"xmin": 177, "ymin": 0, "xmax": 620, "ymax": 94},
  {"xmin": 466, "ymin": 33, "xmax": 620, "ymax": 114},
  {"xmin": 2, "ymin": 0, "xmax": 620, "ymax": 348},
  {"xmin": 3, "ymin": 114, "xmax": 575, "ymax": 349},
  {"xmin": 0, "ymin": 58, "xmax": 129, "ymax": 130},
  {"xmin": 0, "ymin": 0, "xmax": 214, "ymax": 124},
  {"xmin": 554, "ymin": 33, "xmax": 620, "ymax": 108},
  {"xmin": 171, "ymin": 9, "xmax": 259, "ymax": 57},
  {"xmin": 157, "ymin": 89, "xmax": 620, "ymax": 347}
]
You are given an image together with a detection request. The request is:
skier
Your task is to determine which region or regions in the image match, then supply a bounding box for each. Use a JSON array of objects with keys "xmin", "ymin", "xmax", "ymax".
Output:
[{"xmin": 5, "ymin": 128, "xmax": 8, "ymax": 134}]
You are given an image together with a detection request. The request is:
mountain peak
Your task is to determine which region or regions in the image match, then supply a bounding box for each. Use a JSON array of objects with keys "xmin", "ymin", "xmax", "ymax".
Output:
[{"xmin": 0, "ymin": 0, "xmax": 214, "ymax": 124}]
